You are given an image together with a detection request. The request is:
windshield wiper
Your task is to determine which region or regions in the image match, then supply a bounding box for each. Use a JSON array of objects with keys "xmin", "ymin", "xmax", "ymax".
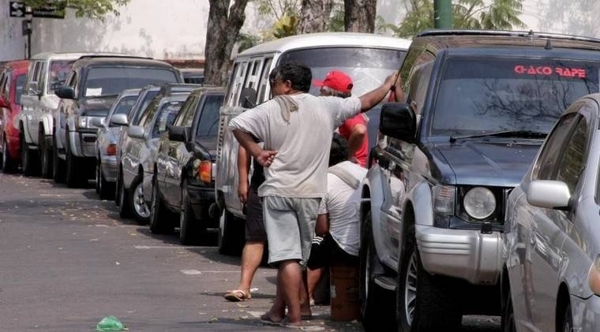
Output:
[{"xmin": 449, "ymin": 130, "xmax": 547, "ymax": 143}]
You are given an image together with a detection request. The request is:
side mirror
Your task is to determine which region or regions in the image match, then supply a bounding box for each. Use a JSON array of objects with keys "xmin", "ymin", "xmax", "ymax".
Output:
[
  {"xmin": 168, "ymin": 125, "xmax": 191, "ymax": 142},
  {"xmin": 379, "ymin": 102, "xmax": 416, "ymax": 142},
  {"xmin": 127, "ymin": 125, "xmax": 145, "ymax": 139},
  {"xmin": 55, "ymin": 86, "xmax": 75, "ymax": 99},
  {"xmin": 89, "ymin": 117, "xmax": 105, "ymax": 128},
  {"xmin": 109, "ymin": 113, "xmax": 129, "ymax": 127},
  {"xmin": 239, "ymin": 87, "xmax": 257, "ymax": 108},
  {"xmin": 526, "ymin": 180, "xmax": 571, "ymax": 210}
]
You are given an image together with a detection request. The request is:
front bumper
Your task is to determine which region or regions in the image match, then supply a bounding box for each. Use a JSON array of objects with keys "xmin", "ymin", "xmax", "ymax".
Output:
[
  {"xmin": 572, "ymin": 293, "xmax": 600, "ymax": 331},
  {"xmin": 100, "ymin": 155, "xmax": 118, "ymax": 183},
  {"xmin": 416, "ymin": 225, "xmax": 502, "ymax": 285}
]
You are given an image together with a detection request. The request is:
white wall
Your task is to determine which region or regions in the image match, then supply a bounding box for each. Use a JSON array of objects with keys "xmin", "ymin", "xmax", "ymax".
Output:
[{"xmin": 0, "ymin": 0, "xmax": 598, "ymax": 63}]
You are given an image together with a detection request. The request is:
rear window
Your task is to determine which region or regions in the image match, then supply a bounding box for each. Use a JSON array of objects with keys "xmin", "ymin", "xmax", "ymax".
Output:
[
  {"xmin": 279, "ymin": 47, "xmax": 406, "ymax": 96},
  {"xmin": 83, "ymin": 67, "xmax": 178, "ymax": 97},
  {"xmin": 431, "ymin": 57, "xmax": 599, "ymax": 136}
]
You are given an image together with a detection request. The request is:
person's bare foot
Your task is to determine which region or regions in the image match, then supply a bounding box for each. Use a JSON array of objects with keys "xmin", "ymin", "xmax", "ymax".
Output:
[{"xmin": 260, "ymin": 312, "xmax": 284, "ymax": 326}]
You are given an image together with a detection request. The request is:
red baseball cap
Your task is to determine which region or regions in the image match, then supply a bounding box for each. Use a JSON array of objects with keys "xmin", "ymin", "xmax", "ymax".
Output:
[{"xmin": 313, "ymin": 70, "xmax": 353, "ymax": 94}]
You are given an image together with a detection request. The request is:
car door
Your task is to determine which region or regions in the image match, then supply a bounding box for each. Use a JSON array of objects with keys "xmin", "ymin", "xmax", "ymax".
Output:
[
  {"xmin": 21, "ymin": 61, "xmax": 43, "ymax": 143},
  {"xmin": 0, "ymin": 68, "xmax": 8, "ymax": 149},
  {"xmin": 163, "ymin": 96, "xmax": 198, "ymax": 207}
]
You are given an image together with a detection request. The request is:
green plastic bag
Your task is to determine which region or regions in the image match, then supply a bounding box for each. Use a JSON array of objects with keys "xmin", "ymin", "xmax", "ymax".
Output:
[{"xmin": 96, "ymin": 316, "xmax": 125, "ymax": 331}]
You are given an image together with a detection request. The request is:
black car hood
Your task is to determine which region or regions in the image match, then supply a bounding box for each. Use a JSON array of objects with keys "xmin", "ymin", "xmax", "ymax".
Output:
[
  {"xmin": 435, "ymin": 139, "xmax": 542, "ymax": 187},
  {"xmin": 80, "ymin": 96, "xmax": 117, "ymax": 117}
]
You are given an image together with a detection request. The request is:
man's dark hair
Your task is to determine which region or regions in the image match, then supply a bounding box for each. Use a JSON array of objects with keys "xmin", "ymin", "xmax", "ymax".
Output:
[
  {"xmin": 329, "ymin": 133, "xmax": 349, "ymax": 166},
  {"xmin": 269, "ymin": 62, "xmax": 312, "ymax": 93}
]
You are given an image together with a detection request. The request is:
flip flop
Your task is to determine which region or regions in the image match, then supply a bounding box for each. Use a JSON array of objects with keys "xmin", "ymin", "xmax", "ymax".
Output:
[
  {"xmin": 224, "ymin": 289, "xmax": 250, "ymax": 302},
  {"xmin": 260, "ymin": 313, "xmax": 282, "ymax": 326},
  {"xmin": 279, "ymin": 318, "xmax": 325, "ymax": 331}
]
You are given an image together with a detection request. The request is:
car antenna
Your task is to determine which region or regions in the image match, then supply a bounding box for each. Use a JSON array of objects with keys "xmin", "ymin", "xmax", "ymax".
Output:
[{"xmin": 545, "ymin": 39, "xmax": 553, "ymax": 50}]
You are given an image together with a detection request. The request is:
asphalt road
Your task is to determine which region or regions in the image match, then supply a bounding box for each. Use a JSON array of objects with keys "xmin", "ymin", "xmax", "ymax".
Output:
[{"xmin": 0, "ymin": 173, "xmax": 501, "ymax": 332}]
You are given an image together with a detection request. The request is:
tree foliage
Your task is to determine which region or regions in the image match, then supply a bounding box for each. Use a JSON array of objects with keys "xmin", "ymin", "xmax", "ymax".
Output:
[
  {"xmin": 21, "ymin": 0, "xmax": 130, "ymax": 20},
  {"xmin": 393, "ymin": 0, "xmax": 526, "ymax": 38}
]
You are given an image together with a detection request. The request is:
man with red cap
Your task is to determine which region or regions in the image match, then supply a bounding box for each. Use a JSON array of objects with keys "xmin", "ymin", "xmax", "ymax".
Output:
[{"xmin": 313, "ymin": 70, "xmax": 369, "ymax": 168}]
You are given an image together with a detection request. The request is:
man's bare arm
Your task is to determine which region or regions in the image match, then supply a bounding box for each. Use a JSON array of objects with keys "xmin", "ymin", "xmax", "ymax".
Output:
[
  {"xmin": 348, "ymin": 124, "xmax": 367, "ymax": 159},
  {"xmin": 233, "ymin": 129, "xmax": 277, "ymax": 167},
  {"xmin": 315, "ymin": 214, "xmax": 329, "ymax": 236},
  {"xmin": 358, "ymin": 72, "xmax": 398, "ymax": 112}
]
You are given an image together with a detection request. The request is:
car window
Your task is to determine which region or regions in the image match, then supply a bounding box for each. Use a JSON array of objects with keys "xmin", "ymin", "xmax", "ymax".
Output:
[
  {"xmin": 48, "ymin": 60, "xmax": 75, "ymax": 94},
  {"xmin": 173, "ymin": 96, "xmax": 198, "ymax": 127},
  {"xmin": 113, "ymin": 95, "xmax": 139, "ymax": 116},
  {"xmin": 138, "ymin": 97, "xmax": 161, "ymax": 127},
  {"xmin": 152, "ymin": 102, "xmax": 183, "ymax": 137},
  {"xmin": 532, "ymin": 112, "xmax": 579, "ymax": 180},
  {"xmin": 554, "ymin": 116, "xmax": 589, "ymax": 193},
  {"xmin": 83, "ymin": 67, "xmax": 178, "ymax": 97},
  {"xmin": 431, "ymin": 57, "xmax": 599, "ymax": 137},
  {"xmin": 131, "ymin": 90, "xmax": 159, "ymax": 125},
  {"xmin": 195, "ymin": 94, "xmax": 225, "ymax": 139},
  {"xmin": 257, "ymin": 58, "xmax": 273, "ymax": 103},
  {"xmin": 2, "ymin": 70, "xmax": 10, "ymax": 101},
  {"xmin": 406, "ymin": 55, "xmax": 435, "ymax": 116},
  {"xmin": 15, "ymin": 74, "xmax": 26, "ymax": 105}
]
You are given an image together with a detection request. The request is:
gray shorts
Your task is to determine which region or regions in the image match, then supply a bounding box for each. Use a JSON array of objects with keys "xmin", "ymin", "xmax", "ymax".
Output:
[{"xmin": 262, "ymin": 195, "xmax": 321, "ymax": 266}]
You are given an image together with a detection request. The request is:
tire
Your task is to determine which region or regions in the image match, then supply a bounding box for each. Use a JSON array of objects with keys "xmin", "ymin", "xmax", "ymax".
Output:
[
  {"xmin": 2, "ymin": 136, "xmax": 17, "ymax": 173},
  {"xmin": 39, "ymin": 130, "xmax": 53, "ymax": 179},
  {"xmin": 179, "ymin": 182, "xmax": 203, "ymax": 245},
  {"xmin": 397, "ymin": 231, "xmax": 462, "ymax": 332},
  {"xmin": 149, "ymin": 175, "xmax": 174, "ymax": 234},
  {"xmin": 501, "ymin": 284, "xmax": 516, "ymax": 332},
  {"xmin": 359, "ymin": 211, "xmax": 392, "ymax": 330},
  {"xmin": 97, "ymin": 160, "xmax": 115, "ymax": 200},
  {"xmin": 560, "ymin": 302, "xmax": 573, "ymax": 332},
  {"xmin": 118, "ymin": 172, "xmax": 132, "ymax": 218},
  {"xmin": 52, "ymin": 134, "xmax": 66, "ymax": 183},
  {"xmin": 21, "ymin": 133, "xmax": 39, "ymax": 176},
  {"xmin": 130, "ymin": 175, "xmax": 150, "ymax": 224},
  {"xmin": 65, "ymin": 132, "xmax": 84, "ymax": 188},
  {"xmin": 218, "ymin": 209, "xmax": 245, "ymax": 256}
]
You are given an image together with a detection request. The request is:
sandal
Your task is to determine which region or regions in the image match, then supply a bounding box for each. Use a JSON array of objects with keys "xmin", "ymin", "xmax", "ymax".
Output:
[{"xmin": 224, "ymin": 289, "xmax": 251, "ymax": 302}]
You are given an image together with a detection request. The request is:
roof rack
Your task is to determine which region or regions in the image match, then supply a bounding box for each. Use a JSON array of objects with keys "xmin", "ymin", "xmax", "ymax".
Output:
[
  {"xmin": 417, "ymin": 29, "xmax": 600, "ymax": 44},
  {"xmin": 77, "ymin": 55, "xmax": 154, "ymax": 60}
]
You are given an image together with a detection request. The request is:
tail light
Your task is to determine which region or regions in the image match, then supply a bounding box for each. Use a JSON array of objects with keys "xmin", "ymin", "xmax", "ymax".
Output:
[
  {"xmin": 106, "ymin": 144, "xmax": 117, "ymax": 156},
  {"xmin": 198, "ymin": 160, "xmax": 212, "ymax": 184}
]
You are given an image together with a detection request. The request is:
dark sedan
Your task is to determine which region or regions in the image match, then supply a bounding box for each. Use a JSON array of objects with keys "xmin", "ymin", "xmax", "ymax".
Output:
[{"xmin": 151, "ymin": 87, "xmax": 225, "ymax": 245}]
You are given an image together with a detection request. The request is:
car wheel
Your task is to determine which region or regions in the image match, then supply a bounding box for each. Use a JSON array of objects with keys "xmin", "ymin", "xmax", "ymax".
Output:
[
  {"xmin": 52, "ymin": 134, "xmax": 66, "ymax": 183},
  {"xmin": 179, "ymin": 182, "xmax": 202, "ymax": 245},
  {"xmin": 149, "ymin": 175, "xmax": 174, "ymax": 234},
  {"xmin": 130, "ymin": 175, "xmax": 150, "ymax": 224},
  {"xmin": 397, "ymin": 231, "xmax": 462, "ymax": 332},
  {"xmin": 97, "ymin": 161, "xmax": 115, "ymax": 200},
  {"xmin": 359, "ymin": 211, "xmax": 393, "ymax": 330},
  {"xmin": 118, "ymin": 172, "xmax": 132, "ymax": 218},
  {"xmin": 39, "ymin": 130, "xmax": 53, "ymax": 179},
  {"xmin": 21, "ymin": 133, "xmax": 39, "ymax": 176},
  {"xmin": 218, "ymin": 209, "xmax": 245, "ymax": 256},
  {"xmin": 2, "ymin": 136, "xmax": 17, "ymax": 173},
  {"xmin": 560, "ymin": 302, "xmax": 573, "ymax": 332},
  {"xmin": 502, "ymin": 284, "xmax": 517, "ymax": 332},
  {"xmin": 65, "ymin": 133, "xmax": 84, "ymax": 188}
]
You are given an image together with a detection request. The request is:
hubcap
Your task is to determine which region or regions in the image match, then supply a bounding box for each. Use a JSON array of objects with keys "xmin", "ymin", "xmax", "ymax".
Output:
[
  {"xmin": 133, "ymin": 182, "xmax": 150, "ymax": 218},
  {"xmin": 404, "ymin": 252, "xmax": 418, "ymax": 325}
]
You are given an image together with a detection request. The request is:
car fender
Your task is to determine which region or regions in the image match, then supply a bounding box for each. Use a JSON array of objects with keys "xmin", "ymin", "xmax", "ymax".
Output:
[
  {"xmin": 362, "ymin": 164, "xmax": 390, "ymax": 262},
  {"xmin": 39, "ymin": 113, "xmax": 53, "ymax": 137},
  {"xmin": 407, "ymin": 180, "xmax": 434, "ymax": 227}
]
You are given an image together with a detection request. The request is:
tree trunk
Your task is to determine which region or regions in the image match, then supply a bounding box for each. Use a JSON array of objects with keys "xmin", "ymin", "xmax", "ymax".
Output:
[
  {"xmin": 296, "ymin": 0, "xmax": 334, "ymax": 34},
  {"xmin": 344, "ymin": 0, "xmax": 376, "ymax": 33},
  {"xmin": 205, "ymin": 0, "xmax": 249, "ymax": 86}
]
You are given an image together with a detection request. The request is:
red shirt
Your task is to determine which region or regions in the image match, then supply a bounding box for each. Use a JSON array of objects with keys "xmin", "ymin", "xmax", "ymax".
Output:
[{"xmin": 338, "ymin": 114, "xmax": 368, "ymax": 168}]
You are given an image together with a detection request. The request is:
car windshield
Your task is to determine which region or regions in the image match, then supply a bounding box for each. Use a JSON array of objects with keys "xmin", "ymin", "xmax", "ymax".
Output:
[
  {"xmin": 152, "ymin": 102, "xmax": 183, "ymax": 137},
  {"xmin": 432, "ymin": 57, "xmax": 600, "ymax": 137},
  {"xmin": 113, "ymin": 95, "xmax": 139, "ymax": 116},
  {"xmin": 15, "ymin": 74, "xmax": 26, "ymax": 105},
  {"xmin": 48, "ymin": 60, "xmax": 75, "ymax": 94},
  {"xmin": 196, "ymin": 94, "xmax": 225, "ymax": 139},
  {"xmin": 279, "ymin": 47, "xmax": 406, "ymax": 96},
  {"xmin": 83, "ymin": 67, "xmax": 178, "ymax": 97}
]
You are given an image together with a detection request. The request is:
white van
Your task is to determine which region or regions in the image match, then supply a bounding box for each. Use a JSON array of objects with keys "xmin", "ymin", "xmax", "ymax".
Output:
[
  {"xmin": 215, "ymin": 32, "xmax": 411, "ymax": 255},
  {"xmin": 19, "ymin": 52, "xmax": 119, "ymax": 177}
]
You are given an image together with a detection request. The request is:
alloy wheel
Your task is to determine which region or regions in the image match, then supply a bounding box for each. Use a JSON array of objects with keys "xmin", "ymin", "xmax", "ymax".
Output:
[
  {"xmin": 404, "ymin": 251, "xmax": 418, "ymax": 325},
  {"xmin": 133, "ymin": 181, "xmax": 150, "ymax": 218}
]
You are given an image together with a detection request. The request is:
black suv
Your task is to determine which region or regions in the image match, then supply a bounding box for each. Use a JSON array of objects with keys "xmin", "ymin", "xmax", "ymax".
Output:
[
  {"xmin": 151, "ymin": 87, "xmax": 225, "ymax": 245},
  {"xmin": 360, "ymin": 30, "xmax": 600, "ymax": 331},
  {"xmin": 53, "ymin": 56, "xmax": 183, "ymax": 187}
]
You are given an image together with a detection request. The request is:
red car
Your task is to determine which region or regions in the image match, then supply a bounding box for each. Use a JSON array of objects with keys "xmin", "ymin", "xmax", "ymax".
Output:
[{"xmin": 0, "ymin": 60, "xmax": 28, "ymax": 173}]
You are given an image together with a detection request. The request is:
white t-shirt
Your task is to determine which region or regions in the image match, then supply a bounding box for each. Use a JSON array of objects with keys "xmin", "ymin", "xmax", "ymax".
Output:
[
  {"xmin": 228, "ymin": 94, "xmax": 362, "ymax": 198},
  {"xmin": 318, "ymin": 161, "xmax": 367, "ymax": 256}
]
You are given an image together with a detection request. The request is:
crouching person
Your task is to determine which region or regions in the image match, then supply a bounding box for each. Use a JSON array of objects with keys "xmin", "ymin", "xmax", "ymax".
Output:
[{"xmin": 306, "ymin": 134, "xmax": 366, "ymax": 309}]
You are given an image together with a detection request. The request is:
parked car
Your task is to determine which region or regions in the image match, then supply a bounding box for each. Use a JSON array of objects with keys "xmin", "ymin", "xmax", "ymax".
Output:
[
  {"xmin": 114, "ymin": 83, "xmax": 203, "ymax": 208},
  {"xmin": 118, "ymin": 93, "xmax": 190, "ymax": 223},
  {"xmin": 93, "ymin": 88, "xmax": 141, "ymax": 199},
  {"xmin": 53, "ymin": 56, "xmax": 183, "ymax": 188},
  {"xmin": 152, "ymin": 87, "xmax": 225, "ymax": 244},
  {"xmin": 19, "ymin": 52, "xmax": 120, "ymax": 177},
  {"xmin": 502, "ymin": 93, "xmax": 600, "ymax": 332},
  {"xmin": 180, "ymin": 68, "xmax": 204, "ymax": 84},
  {"xmin": 0, "ymin": 60, "xmax": 28, "ymax": 173},
  {"xmin": 215, "ymin": 32, "xmax": 411, "ymax": 255},
  {"xmin": 361, "ymin": 29, "xmax": 600, "ymax": 331}
]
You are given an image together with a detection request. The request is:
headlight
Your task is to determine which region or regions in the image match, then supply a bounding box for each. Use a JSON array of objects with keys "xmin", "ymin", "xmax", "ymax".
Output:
[
  {"xmin": 76, "ymin": 116, "xmax": 88, "ymax": 129},
  {"xmin": 433, "ymin": 185, "xmax": 455, "ymax": 215},
  {"xmin": 463, "ymin": 187, "xmax": 496, "ymax": 219}
]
